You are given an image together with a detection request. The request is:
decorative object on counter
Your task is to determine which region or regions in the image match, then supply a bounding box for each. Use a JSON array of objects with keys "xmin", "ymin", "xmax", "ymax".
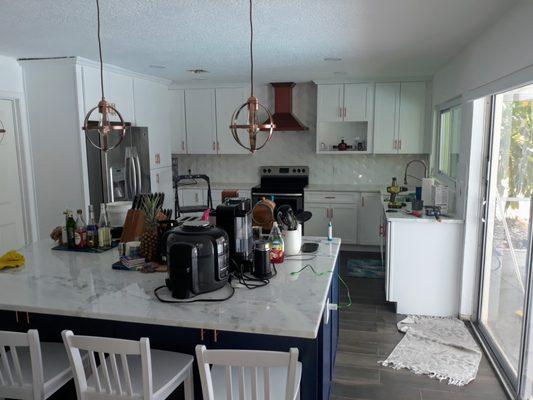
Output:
[
  {"xmin": 82, "ymin": 0, "xmax": 126, "ymax": 153},
  {"xmin": 50, "ymin": 226, "xmax": 64, "ymax": 245},
  {"xmin": 0, "ymin": 250, "xmax": 25, "ymax": 270},
  {"xmin": 140, "ymin": 193, "xmax": 163, "ymax": 262},
  {"xmin": 75, "ymin": 209, "xmax": 87, "ymax": 249},
  {"xmin": 98, "ymin": 203, "xmax": 112, "ymax": 247},
  {"xmin": 380, "ymin": 316, "xmax": 481, "ymax": 386},
  {"xmin": 268, "ymin": 222, "xmax": 284, "ymax": 263},
  {"xmin": 333, "ymin": 138, "xmax": 351, "ymax": 151},
  {"xmin": 229, "ymin": 0, "xmax": 275, "ymax": 153},
  {"xmin": 0, "ymin": 118, "xmax": 5, "ymax": 144},
  {"xmin": 65, "ymin": 209, "xmax": 76, "ymax": 249},
  {"xmin": 86, "ymin": 204, "xmax": 98, "ymax": 248},
  {"xmin": 387, "ymin": 177, "xmax": 408, "ymax": 209},
  {"xmin": 252, "ymin": 196, "xmax": 276, "ymax": 232}
]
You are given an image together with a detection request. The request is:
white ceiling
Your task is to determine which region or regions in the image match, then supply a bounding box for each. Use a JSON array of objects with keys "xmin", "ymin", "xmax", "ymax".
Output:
[{"xmin": 0, "ymin": 0, "xmax": 518, "ymax": 83}]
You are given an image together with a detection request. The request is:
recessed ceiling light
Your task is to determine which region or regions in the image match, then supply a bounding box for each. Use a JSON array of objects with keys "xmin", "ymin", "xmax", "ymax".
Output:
[
  {"xmin": 188, "ymin": 69, "xmax": 209, "ymax": 74},
  {"xmin": 149, "ymin": 64, "xmax": 166, "ymax": 69},
  {"xmin": 324, "ymin": 57, "xmax": 342, "ymax": 62}
]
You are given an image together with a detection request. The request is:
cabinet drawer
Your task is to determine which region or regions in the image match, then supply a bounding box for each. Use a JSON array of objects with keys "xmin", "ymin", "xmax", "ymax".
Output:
[{"xmin": 305, "ymin": 192, "xmax": 358, "ymax": 204}]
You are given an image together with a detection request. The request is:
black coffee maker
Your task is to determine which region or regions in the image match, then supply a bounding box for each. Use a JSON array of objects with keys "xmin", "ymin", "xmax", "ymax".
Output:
[
  {"xmin": 216, "ymin": 198, "xmax": 254, "ymax": 271},
  {"xmin": 165, "ymin": 221, "xmax": 229, "ymax": 299}
]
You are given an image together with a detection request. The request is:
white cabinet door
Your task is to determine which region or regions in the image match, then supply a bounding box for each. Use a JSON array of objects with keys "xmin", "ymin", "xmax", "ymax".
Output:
[
  {"xmin": 374, "ymin": 83, "xmax": 400, "ymax": 154},
  {"xmin": 185, "ymin": 89, "xmax": 217, "ymax": 154},
  {"xmin": 344, "ymin": 83, "xmax": 370, "ymax": 121},
  {"xmin": 332, "ymin": 204, "xmax": 358, "ymax": 244},
  {"xmin": 398, "ymin": 82, "xmax": 426, "ymax": 154},
  {"xmin": 134, "ymin": 78, "xmax": 172, "ymax": 169},
  {"xmin": 304, "ymin": 203, "xmax": 329, "ymax": 237},
  {"xmin": 150, "ymin": 166, "xmax": 174, "ymax": 211},
  {"xmin": 169, "ymin": 89, "xmax": 187, "ymax": 154},
  {"xmin": 82, "ymin": 66, "xmax": 101, "ymax": 116},
  {"xmin": 317, "ymin": 84, "xmax": 343, "ymax": 122},
  {"xmin": 357, "ymin": 193, "xmax": 383, "ymax": 246},
  {"xmin": 215, "ymin": 87, "xmax": 248, "ymax": 154},
  {"xmin": 106, "ymin": 70, "xmax": 135, "ymax": 123}
]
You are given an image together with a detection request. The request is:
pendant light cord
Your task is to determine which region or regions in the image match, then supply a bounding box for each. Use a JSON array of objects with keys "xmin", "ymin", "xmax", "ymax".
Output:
[
  {"xmin": 96, "ymin": 0, "xmax": 105, "ymax": 100},
  {"xmin": 249, "ymin": 0, "xmax": 254, "ymax": 96}
]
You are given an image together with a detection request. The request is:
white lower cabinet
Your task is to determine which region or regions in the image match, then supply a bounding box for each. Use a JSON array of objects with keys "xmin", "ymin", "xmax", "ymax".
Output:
[
  {"xmin": 304, "ymin": 203, "xmax": 330, "ymax": 238},
  {"xmin": 357, "ymin": 193, "xmax": 383, "ymax": 246}
]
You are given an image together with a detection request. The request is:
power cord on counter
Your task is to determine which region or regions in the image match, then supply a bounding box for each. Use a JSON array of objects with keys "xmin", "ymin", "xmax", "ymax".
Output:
[
  {"xmin": 290, "ymin": 264, "xmax": 352, "ymax": 309},
  {"xmin": 230, "ymin": 259, "xmax": 277, "ymax": 290}
]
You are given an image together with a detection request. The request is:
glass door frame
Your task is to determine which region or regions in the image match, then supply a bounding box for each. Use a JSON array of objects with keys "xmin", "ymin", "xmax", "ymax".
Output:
[{"xmin": 475, "ymin": 92, "xmax": 533, "ymax": 399}]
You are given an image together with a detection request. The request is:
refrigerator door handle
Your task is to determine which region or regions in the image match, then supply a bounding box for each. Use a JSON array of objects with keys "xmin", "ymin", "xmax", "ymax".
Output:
[
  {"xmin": 135, "ymin": 155, "xmax": 142, "ymax": 194},
  {"xmin": 130, "ymin": 157, "xmax": 138, "ymax": 196},
  {"xmin": 108, "ymin": 166, "xmax": 114, "ymax": 203}
]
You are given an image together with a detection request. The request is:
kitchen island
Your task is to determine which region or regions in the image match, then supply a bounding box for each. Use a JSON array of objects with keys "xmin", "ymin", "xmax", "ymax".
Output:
[{"xmin": 0, "ymin": 237, "xmax": 340, "ymax": 399}]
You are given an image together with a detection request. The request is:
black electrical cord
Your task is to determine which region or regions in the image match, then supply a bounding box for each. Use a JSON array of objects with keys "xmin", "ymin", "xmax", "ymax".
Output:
[
  {"xmin": 230, "ymin": 259, "xmax": 276, "ymax": 289},
  {"xmin": 154, "ymin": 283, "xmax": 235, "ymax": 304}
]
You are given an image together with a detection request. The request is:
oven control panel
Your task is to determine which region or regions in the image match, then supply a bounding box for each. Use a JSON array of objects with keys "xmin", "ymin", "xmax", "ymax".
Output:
[{"xmin": 260, "ymin": 166, "xmax": 309, "ymax": 177}]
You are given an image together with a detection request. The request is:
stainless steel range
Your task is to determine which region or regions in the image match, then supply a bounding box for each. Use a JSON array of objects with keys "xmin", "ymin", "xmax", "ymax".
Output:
[{"xmin": 251, "ymin": 166, "xmax": 309, "ymax": 225}]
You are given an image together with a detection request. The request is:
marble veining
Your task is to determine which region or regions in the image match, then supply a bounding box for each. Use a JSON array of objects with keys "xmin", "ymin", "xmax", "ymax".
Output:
[{"xmin": 0, "ymin": 238, "xmax": 340, "ymax": 339}]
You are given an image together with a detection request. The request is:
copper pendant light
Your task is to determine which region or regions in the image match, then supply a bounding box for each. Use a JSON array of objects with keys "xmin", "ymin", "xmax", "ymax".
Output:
[
  {"xmin": 82, "ymin": 0, "xmax": 126, "ymax": 152},
  {"xmin": 229, "ymin": 0, "xmax": 275, "ymax": 153}
]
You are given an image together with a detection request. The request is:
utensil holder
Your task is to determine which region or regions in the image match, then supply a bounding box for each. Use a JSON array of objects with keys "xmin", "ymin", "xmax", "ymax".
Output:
[{"xmin": 284, "ymin": 224, "xmax": 302, "ymax": 256}]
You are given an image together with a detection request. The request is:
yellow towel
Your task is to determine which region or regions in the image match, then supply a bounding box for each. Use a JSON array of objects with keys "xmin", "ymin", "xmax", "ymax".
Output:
[{"xmin": 0, "ymin": 250, "xmax": 25, "ymax": 270}]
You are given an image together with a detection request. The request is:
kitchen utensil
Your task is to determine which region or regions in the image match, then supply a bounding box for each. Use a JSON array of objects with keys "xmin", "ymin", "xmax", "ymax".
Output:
[
  {"xmin": 295, "ymin": 210, "xmax": 312, "ymax": 224},
  {"xmin": 252, "ymin": 197, "xmax": 276, "ymax": 231},
  {"xmin": 276, "ymin": 204, "xmax": 297, "ymax": 231}
]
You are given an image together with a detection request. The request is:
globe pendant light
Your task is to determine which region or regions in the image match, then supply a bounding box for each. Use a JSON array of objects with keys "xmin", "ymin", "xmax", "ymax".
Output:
[
  {"xmin": 82, "ymin": 0, "xmax": 126, "ymax": 152},
  {"xmin": 229, "ymin": 0, "xmax": 275, "ymax": 153}
]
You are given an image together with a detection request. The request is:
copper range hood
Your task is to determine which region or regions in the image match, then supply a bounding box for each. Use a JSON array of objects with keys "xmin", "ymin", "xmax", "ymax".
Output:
[{"xmin": 261, "ymin": 82, "xmax": 308, "ymax": 131}]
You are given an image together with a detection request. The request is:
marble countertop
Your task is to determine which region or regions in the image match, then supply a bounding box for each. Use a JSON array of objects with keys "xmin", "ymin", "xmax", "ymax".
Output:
[
  {"xmin": 0, "ymin": 238, "xmax": 341, "ymax": 339},
  {"xmin": 305, "ymin": 184, "xmax": 384, "ymax": 193}
]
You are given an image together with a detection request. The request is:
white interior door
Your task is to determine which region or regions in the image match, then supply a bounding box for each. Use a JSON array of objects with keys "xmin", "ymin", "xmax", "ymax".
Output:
[{"xmin": 0, "ymin": 100, "xmax": 26, "ymax": 253}]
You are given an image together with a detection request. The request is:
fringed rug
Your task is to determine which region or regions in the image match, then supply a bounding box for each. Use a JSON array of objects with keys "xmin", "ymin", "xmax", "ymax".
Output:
[{"xmin": 379, "ymin": 316, "xmax": 482, "ymax": 386}]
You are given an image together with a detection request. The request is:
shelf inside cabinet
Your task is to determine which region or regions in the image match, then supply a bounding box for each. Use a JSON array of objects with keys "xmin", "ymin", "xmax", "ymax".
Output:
[{"xmin": 316, "ymin": 121, "xmax": 369, "ymax": 153}]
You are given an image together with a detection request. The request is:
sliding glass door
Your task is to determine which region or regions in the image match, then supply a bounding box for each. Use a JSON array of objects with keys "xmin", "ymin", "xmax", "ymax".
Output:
[{"xmin": 478, "ymin": 83, "xmax": 533, "ymax": 394}]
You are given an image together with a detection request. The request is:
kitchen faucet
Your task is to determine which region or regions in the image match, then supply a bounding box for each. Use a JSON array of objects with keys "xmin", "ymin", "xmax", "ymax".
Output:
[{"xmin": 403, "ymin": 159, "xmax": 428, "ymax": 185}]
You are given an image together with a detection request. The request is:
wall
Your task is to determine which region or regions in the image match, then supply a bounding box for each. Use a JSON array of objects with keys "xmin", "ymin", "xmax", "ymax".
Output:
[
  {"xmin": 176, "ymin": 83, "xmax": 426, "ymax": 185},
  {"xmin": 432, "ymin": 0, "xmax": 533, "ymax": 317},
  {"xmin": 0, "ymin": 55, "xmax": 38, "ymax": 243}
]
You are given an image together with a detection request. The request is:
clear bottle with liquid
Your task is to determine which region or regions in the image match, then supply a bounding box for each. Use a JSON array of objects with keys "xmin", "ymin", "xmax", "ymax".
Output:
[
  {"xmin": 268, "ymin": 222, "xmax": 285, "ymax": 264},
  {"xmin": 75, "ymin": 209, "xmax": 87, "ymax": 248},
  {"xmin": 65, "ymin": 209, "xmax": 76, "ymax": 249},
  {"xmin": 86, "ymin": 205, "xmax": 98, "ymax": 248},
  {"xmin": 98, "ymin": 204, "xmax": 112, "ymax": 248}
]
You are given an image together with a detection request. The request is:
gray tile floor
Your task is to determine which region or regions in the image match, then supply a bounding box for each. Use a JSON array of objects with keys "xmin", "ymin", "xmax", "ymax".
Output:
[{"xmin": 332, "ymin": 252, "xmax": 509, "ymax": 400}]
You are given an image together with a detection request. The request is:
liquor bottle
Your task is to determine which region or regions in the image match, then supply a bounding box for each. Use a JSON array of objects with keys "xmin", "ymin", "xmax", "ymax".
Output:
[
  {"xmin": 86, "ymin": 205, "xmax": 98, "ymax": 248},
  {"xmin": 75, "ymin": 209, "xmax": 87, "ymax": 249},
  {"xmin": 98, "ymin": 204, "xmax": 112, "ymax": 248},
  {"xmin": 268, "ymin": 222, "xmax": 285, "ymax": 264},
  {"xmin": 65, "ymin": 210, "xmax": 76, "ymax": 249}
]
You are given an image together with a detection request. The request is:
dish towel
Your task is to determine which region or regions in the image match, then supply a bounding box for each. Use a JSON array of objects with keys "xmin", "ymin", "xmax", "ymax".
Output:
[
  {"xmin": 0, "ymin": 250, "xmax": 25, "ymax": 270},
  {"xmin": 379, "ymin": 316, "xmax": 482, "ymax": 386}
]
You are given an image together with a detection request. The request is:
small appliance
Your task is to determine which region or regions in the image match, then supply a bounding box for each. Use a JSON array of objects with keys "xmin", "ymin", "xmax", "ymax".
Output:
[
  {"xmin": 252, "ymin": 240, "xmax": 272, "ymax": 279},
  {"xmin": 216, "ymin": 198, "xmax": 254, "ymax": 270},
  {"xmin": 165, "ymin": 221, "xmax": 229, "ymax": 299}
]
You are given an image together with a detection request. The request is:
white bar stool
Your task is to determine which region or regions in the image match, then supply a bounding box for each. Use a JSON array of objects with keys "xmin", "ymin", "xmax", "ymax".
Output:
[
  {"xmin": 0, "ymin": 329, "xmax": 73, "ymax": 400},
  {"xmin": 195, "ymin": 345, "xmax": 301, "ymax": 400},
  {"xmin": 62, "ymin": 330, "xmax": 194, "ymax": 400}
]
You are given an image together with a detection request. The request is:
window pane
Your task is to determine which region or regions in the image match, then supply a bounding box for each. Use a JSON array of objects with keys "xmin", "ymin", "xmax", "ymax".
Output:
[{"xmin": 438, "ymin": 105, "xmax": 461, "ymax": 179}]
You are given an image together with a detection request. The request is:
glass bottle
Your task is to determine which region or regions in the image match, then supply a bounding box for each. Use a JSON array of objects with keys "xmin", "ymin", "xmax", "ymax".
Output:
[
  {"xmin": 268, "ymin": 222, "xmax": 285, "ymax": 264},
  {"xmin": 98, "ymin": 204, "xmax": 111, "ymax": 248},
  {"xmin": 75, "ymin": 209, "xmax": 87, "ymax": 248},
  {"xmin": 86, "ymin": 205, "xmax": 98, "ymax": 248},
  {"xmin": 65, "ymin": 210, "xmax": 76, "ymax": 249}
]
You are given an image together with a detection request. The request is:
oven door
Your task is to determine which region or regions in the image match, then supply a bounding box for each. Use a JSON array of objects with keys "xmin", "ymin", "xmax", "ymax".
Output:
[{"xmin": 252, "ymin": 191, "xmax": 305, "ymax": 232}]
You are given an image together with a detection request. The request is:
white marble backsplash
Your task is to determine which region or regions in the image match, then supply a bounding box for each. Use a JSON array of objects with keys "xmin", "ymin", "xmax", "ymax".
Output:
[{"xmin": 174, "ymin": 82, "xmax": 428, "ymax": 185}]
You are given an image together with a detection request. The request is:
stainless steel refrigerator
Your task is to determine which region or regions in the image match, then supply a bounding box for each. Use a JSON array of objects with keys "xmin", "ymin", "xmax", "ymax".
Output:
[{"xmin": 86, "ymin": 126, "xmax": 151, "ymax": 209}]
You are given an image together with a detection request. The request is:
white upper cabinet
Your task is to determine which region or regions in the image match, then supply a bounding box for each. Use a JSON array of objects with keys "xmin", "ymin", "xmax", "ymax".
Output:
[
  {"xmin": 343, "ymin": 83, "xmax": 372, "ymax": 122},
  {"xmin": 374, "ymin": 83, "xmax": 400, "ymax": 154},
  {"xmin": 81, "ymin": 66, "xmax": 134, "ymax": 123},
  {"xmin": 185, "ymin": 89, "xmax": 217, "ymax": 155},
  {"xmin": 398, "ymin": 82, "xmax": 426, "ymax": 154},
  {"xmin": 169, "ymin": 89, "xmax": 187, "ymax": 154},
  {"xmin": 374, "ymin": 81, "xmax": 427, "ymax": 154},
  {"xmin": 317, "ymin": 84, "xmax": 344, "ymax": 122},
  {"xmin": 215, "ymin": 87, "xmax": 248, "ymax": 154},
  {"xmin": 134, "ymin": 78, "xmax": 172, "ymax": 169}
]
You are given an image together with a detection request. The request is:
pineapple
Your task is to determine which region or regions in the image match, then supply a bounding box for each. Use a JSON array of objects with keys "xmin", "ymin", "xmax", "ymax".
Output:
[{"xmin": 140, "ymin": 194, "xmax": 162, "ymax": 262}]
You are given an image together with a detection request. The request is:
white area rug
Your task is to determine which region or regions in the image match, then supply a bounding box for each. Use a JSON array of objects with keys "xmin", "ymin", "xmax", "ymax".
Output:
[{"xmin": 379, "ymin": 316, "xmax": 482, "ymax": 386}]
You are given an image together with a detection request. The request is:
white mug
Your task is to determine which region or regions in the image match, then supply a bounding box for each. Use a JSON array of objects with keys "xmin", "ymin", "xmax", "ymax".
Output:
[{"xmin": 284, "ymin": 224, "xmax": 302, "ymax": 256}]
